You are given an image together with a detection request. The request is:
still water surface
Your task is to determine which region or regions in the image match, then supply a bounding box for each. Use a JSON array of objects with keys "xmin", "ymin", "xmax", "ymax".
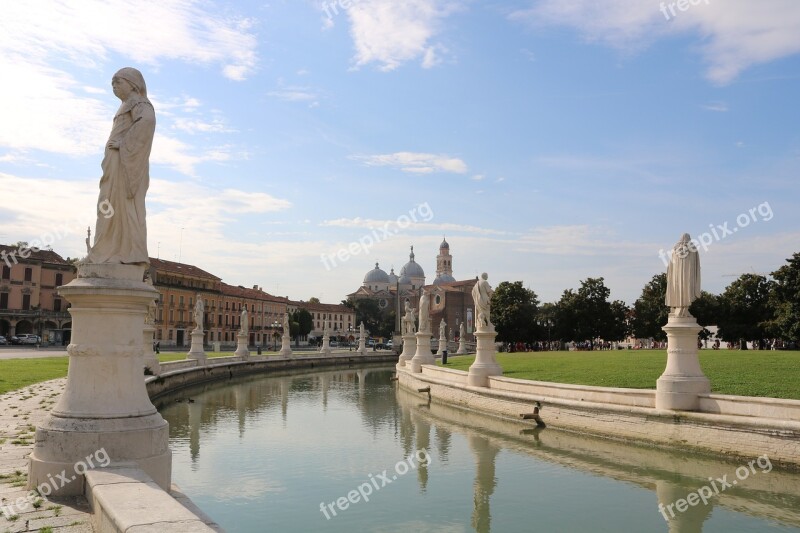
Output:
[{"xmin": 157, "ymin": 366, "xmax": 800, "ymax": 533}]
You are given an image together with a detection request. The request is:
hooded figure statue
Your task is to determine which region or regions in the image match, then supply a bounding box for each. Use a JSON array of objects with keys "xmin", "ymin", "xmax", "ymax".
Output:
[
  {"xmin": 86, "ymin": 67, "xmax": 155, "ymax": 265},
  {"xmin": 665, "ymin": 233, "xmax": 701, "ymax": 317}
]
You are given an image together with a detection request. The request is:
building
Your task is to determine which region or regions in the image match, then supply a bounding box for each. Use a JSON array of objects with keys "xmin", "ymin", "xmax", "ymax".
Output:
[
  {"xmin": 288, "ymin": 300, "xmax": 356, "ymax": 344},
  {"xmin": 148, "ymin": 258, "xmax": 290, "ymax": 348},
  {"xmin": 349, "ymin": 238, "xmax": 478, "ymax": 342},
  {"xmin": 0, "ymin": 244, "xmax": 76, "ymax": 344}
]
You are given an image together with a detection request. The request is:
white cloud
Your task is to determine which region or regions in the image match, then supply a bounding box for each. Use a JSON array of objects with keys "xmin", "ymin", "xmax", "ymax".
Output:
[
  {"xmin": 702, "ymin": 101, "xmax": 729, "ymax": 112},
  {"xmin": 511, "ymin": 0, "xmax": 800, "ymax": 84},
  {"xmin": 2, "ymin": 1, "xmax": 258, "ymax": 81},
  {"xmin": 352, "ymin": 152, "xmax": 468, "ymax": 174},
  {"xmin": 266, "ymin": 87, "xmax": 319, "ymax": 102},
  {"xmin": 347, "ymin": 0, "xmax": 460, "ymax": 71},
  {"xmin": 171, "ymin": 117, "xmax": 235, "ymax": 134},
  {"xmin": 471, "ymin": 174, "xmax": 485, "ymax": 181}
]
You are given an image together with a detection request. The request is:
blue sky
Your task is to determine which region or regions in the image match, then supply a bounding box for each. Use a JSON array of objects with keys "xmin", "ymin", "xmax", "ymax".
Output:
[{"xmin": 1, "ymin": 0, "xmax": 799, "ymax": 305}]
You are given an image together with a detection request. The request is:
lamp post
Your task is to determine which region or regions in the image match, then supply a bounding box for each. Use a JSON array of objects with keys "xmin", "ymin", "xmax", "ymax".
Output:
[
  {"xmin": 537, "ymin": 318, "xmax": 553, "ymax": 349},
  {"xmin": 271, "ymin": 320, "xmax": 280, "ymax": 351}
]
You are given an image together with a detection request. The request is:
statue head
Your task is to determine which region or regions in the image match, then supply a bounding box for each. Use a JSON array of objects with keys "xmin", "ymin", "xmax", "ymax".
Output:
[
  {"xmin": 113, "ymin": 67, "xmax": 148, "ymax": 98},
  {"xmin": 481, "ymin": 272, "xmax": 488, "ymax": 281}
]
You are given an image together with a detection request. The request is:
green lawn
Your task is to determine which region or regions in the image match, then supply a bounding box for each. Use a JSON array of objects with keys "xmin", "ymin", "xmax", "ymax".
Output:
[
  {"xmin": 0, "ymin": 351, "xmax": 245, "ymax": 395},
  {"xmin": 439, "ymin": 349, "xmax": 800, "ymax": 400}
]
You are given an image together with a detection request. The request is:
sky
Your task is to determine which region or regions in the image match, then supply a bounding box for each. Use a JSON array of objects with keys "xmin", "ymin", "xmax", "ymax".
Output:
[{"xmin": 1, "ymin": 0, "xmax": 799, "ymax": 306}]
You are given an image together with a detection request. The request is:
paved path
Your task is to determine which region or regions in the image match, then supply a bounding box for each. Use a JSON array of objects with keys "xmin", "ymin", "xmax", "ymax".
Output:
[{"xmin": 0, "ymin": 379, "xmax": 93, "ymax": 533}]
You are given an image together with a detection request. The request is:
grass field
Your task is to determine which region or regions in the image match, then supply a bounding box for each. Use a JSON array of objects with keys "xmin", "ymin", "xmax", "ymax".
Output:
[
  {"xmin": 439, "ymin": 349, "xmax": 800, "ymax": 400},
  {"xmin": 0, "ymin": 351, "xmax": 237, "ymax": 395},
  {"xmin": 2, "ymin": 349, "xmax": 797, "ymax": 399}
]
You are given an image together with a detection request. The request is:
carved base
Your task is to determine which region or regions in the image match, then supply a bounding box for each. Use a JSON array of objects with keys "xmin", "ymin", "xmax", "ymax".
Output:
[
  {"xmin": 279, "ymin": 336, "xmax": 292, "ymax": 357},
  {"xmin": 234, "ymin": 332, "xmax": 249, "ymax": 359},
  {"xmin": 187, "ymin": 330, "xmax": 207, "ymax": 363},
  {"xmin": 410, "ymin": 331, "xmax": 434, "ymax": 373},
  {"xmin": 468, "ymin": 326, "xmax": 502, "ymax": 387},
  {"xmin": 456, "ymin": 339, "xmax": 467, "ymax": 354},
  {"xmin": 397, "ymin": 333, "xmax": 417, "ymax": 368},
  {"xmin": 29, "ymin": 266, "xmax": 171, "ymax": 495},
  {"xmin": 656, "ymin": 316, "xmax": 710, "ymax": 410}
]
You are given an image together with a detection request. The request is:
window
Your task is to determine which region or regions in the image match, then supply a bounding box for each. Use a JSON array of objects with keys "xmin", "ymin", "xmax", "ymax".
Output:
[
  {"xmin": 24, "ymin": 268, "xmax": 32, "ymax": 282},
  {"xmin": 55, "ymin": 273, "xmax": 63, "ymax": 286},
  {"xmin": 54, "ymin": 299, "xmax": 62, "ymax": 312},
  {"xmin": 22, "ymin": 294, "xmax": 31, "ymax": 310},
  {"xmin": 2, "ymin": 266, "xmax": 10, "ymax": 280},
  {"xmin": 179, "ymin": 296, "xmax": 184, "ymax": 306},
  {"xmin": 169, "ymin": 310, "xmax": 174, "ymax": 322},
  {"xmin": 0, "ymin": 293, "xmax": 7, "ymax": 309},
  {"xmin": 218, "ymin": 315, "xmax": 222, "ymax": 326}
]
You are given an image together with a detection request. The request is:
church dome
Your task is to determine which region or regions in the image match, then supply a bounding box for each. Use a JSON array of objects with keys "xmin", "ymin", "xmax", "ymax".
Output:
[
  {"xmin": 400, "ymin": 246, "xmax": 425, "ymax": 278},
  {"xmin": 387, "ymin": 267, "xmax": 398, "ymax": 285},
  {"xmin": 433, "ymin": 274, "xmax": 456, "ymax": 285},
  {"xmin": 363, "ymin": 262, "xmax": 389, "ymax": 284},
  {"xmin": 440, "ymin": 237, "xmax": 449, "ymax": 249}
]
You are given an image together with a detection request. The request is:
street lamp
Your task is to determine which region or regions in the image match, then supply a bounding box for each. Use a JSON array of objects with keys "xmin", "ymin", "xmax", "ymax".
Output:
[
  {"xmin": 537, "ymin": 318, "xmax": 554, "ymax": 348},
  {"xmin": 271, "ymin": 320, "xmax": 280, "ymax": 351}
]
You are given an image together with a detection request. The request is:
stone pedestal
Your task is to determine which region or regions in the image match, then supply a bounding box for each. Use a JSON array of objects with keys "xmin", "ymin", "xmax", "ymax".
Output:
[
  {"xmin": 320, "ymin": 334, "xmax": 332, "ymax": 356},
  {"xmin": 187, "ymin": 329, "xmax": 206, "ymax": 364},
  {"xmin": 397, "ymin": 332, "xmax": 417, "ymax": 368},
  {"xmin": 467, "ymin": 326, "xmax": 502, "ymax": 387},
  {"xmin": 409, "ymin": 330, "xmax": 434, "ymax": 373},
  {"xmin": 28, "ymin": 263, "xmax": 171, "ymax": 496},
  {"xmin": 456, "ymin": 337, "xmax": 467, "ymax": 355},
  {"xmin": 656, "ymin": 316, "xmax": 710, "ymax": 411},
  {"xmin": 357, "ymin": 336, "xmax": 366, "ymax": 355},
  {"xmin": 279, "ymin": 335, "xmax": 292, "ymax": 357},
  {"xmin": 436, "ymin": 337, "xmax": 446, "ymax": 356},
  {"xmin": 234, "ymin": 331, "xmax": 249, "ymax": 359},
  {"xmin": 142, "ymin": 325, "xmax": 160, "ymax": 375}
]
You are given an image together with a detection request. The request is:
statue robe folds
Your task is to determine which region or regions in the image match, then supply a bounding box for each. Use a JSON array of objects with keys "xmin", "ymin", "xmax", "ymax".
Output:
[
  {"xmin": 87, "ymin": 94, "xmax": 155, "ymax": 265},
  {"xmin": 665, "ymin": 234, "xmax": 701, "ymax": 311}
]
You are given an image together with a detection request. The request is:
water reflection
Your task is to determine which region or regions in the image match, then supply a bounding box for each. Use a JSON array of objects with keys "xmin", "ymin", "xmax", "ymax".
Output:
[{"xmin": 158, "ymin": 367, "xmax": 800, "ymax": 533}]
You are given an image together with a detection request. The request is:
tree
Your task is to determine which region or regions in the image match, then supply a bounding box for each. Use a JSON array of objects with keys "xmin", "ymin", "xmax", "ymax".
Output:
[
  {"xmin": 717, "ymin": 274, "xmax": 774, "ymax": 348},
  {"xmin": 490, "ymin": 281, "xmax": 539, "ymax": 343},
  {"xmin": 341, "ymin": 298, "xmax": 384, "ymax": 338},
  {"xmin": 690, "ymin": 291, "xmax": 721, "ymax": 340},
  {"xmin": 308, "ymin": 297, "xmax": 320, "ymax": 305},
  {"xmin": 632, "ymin": 274, "xmax": 668, "ymax": 341},
  {"xmin": 555, "ymin": 277, "xmax": 622, "ymax": 346},
  {"xmin": 770, "ymin": 252, "xmax": 800, "ymax": 343},
  {"xmin": 290, "ymin": 309, "xmax": 313, "ymax": 344}
]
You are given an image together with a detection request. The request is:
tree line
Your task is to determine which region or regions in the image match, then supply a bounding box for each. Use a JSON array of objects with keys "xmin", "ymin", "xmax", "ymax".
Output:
[{"xmin": 490, "ymin": 252, "xmax": 800, "ymax": 349}]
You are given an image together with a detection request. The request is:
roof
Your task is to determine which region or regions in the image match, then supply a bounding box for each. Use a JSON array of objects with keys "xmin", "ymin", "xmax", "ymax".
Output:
[
  {"xmin": 150, "ymin": 257, "xmax": 220, "ymax": 281},
  {"xmin": 221, "ymin": 283, "xmax": 288, "ymax": 303},
  {"xmin": 424, "ymin": 278, "xmax": 478, "ymax": 291},
  {"xmin": 0, "ymin": 244, "xmax": 72, "ymax": 266},
  {"xmin": 290, "ymin": 300, "xmax": 354, "ymax": 314}
]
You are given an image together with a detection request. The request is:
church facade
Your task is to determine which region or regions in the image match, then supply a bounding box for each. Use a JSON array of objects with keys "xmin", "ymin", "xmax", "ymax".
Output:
[{"xmin": 348, "ymin": 238, "xmax": 478, "ymax": 343}]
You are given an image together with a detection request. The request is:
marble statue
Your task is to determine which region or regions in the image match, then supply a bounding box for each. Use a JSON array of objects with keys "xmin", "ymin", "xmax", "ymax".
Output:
[
  {"xmin": 359, "ymin": 321, "xmax": 365, "ymax": 338},
  {"xmin": 418, "ymin": 288, "xmax": 430, "ymax": 332},
  {"xmin": 193, "ymin": 295, "xmax": 204, "ymax": 331},
  {"xmin": 283, "ymin": 313, "xmax": 290, "ymax": 332},
  {"xmin": 403, "ymin": 301, "xmax": 417, "ymax": 335},
  {"xmin": 241, "ymin": 307, "xmax": 249, "ymax": 335},
  {"xmin": 665, "ymin": 233, "xmax": 701, "ymax": 317},
  {"xmin": 86, "ymin": 67, "xmax": 155, "ymax": 265},
  {"xmin": 459, "ymin": 322, "xmax": 466, "ymax": 340},
  {"xmin": 473, "ymin": 273, "xmax": 493, "ymax": 330},
  {"xmin": 439, "ymin": 319, "xmax": 447, "ymax": 341}
]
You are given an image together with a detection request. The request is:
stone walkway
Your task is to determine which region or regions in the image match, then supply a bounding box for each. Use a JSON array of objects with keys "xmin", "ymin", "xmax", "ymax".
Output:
[{"xmin": 0, "ymin": 379, "xmax": 93, "ymax": 533}]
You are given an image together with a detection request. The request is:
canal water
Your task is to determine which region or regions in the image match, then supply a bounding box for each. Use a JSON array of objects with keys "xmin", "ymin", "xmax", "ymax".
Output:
[{"xmin": 156, "ymin": 366, "xmax": 800, "ymax": 533}]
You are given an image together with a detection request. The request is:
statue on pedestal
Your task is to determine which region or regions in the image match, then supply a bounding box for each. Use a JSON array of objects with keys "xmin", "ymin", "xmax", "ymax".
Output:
[
  {"xmin": 459, "ymin": 322, "xmax": 466, "ymax": 341},
  {"xmin": 86, "ymin": 67, "xmax": 155, "ymax": 266},
  {"xmin": 472, "ymin": 273, "xmax": 493, "ymax": 331},
  {"xmin": 241, "ymin": 307, "xmax": 249, "ymax": 335},
  {"xmin": 418, "ymin": 289, "xmax": 430, "ymax": 332},
  {"xmin": 403, "ymin": 301, "xmax": 417, "ymax": 335},
  {"xmin": 439, "ymin": 319, "xmax": 447, "ymax": 342},
  {"xmin": 665, "ymin": 233, "xmax": 701, "ymax": 318},
  {"xmin": 193, "ymin": 295, "xmax": 204, "ymax": 332}
]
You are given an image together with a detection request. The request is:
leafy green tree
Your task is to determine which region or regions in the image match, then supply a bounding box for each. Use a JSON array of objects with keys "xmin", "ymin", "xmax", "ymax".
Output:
[
  {"xmin": 718, "ymin": 274, "xmax": 774, "ymax": 348},
  {"xmin": 342, "ymin": 298, "xmax": 384, "ymax": 338},
  {"xmin": 632, "ymin": 274, "xmax": 668, "ymax": 341},
  {"xmin": 690, "ymin": 291, "xmax": 721, "ymax": 340},
  {"xmin": 770, "ymin": 252, "xmax": 800, "ymax": 342},
  {"xmin": 308, "ymin": 297, "xmax": 321, "ymax": 305},
  {"xmin": 608, "ymin": 300, "xmax": 631, "ymax": 341},
  {"xmin": 490, "ymin": 281, "xmax": 539, "ymax": 343},
  {"xmin": 290, "ymin": 309, "xmax": 313, "ymax": 344},
  {"xmin": 555, "ymin": 278, "xmax": 621, "ymax": 345}
]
